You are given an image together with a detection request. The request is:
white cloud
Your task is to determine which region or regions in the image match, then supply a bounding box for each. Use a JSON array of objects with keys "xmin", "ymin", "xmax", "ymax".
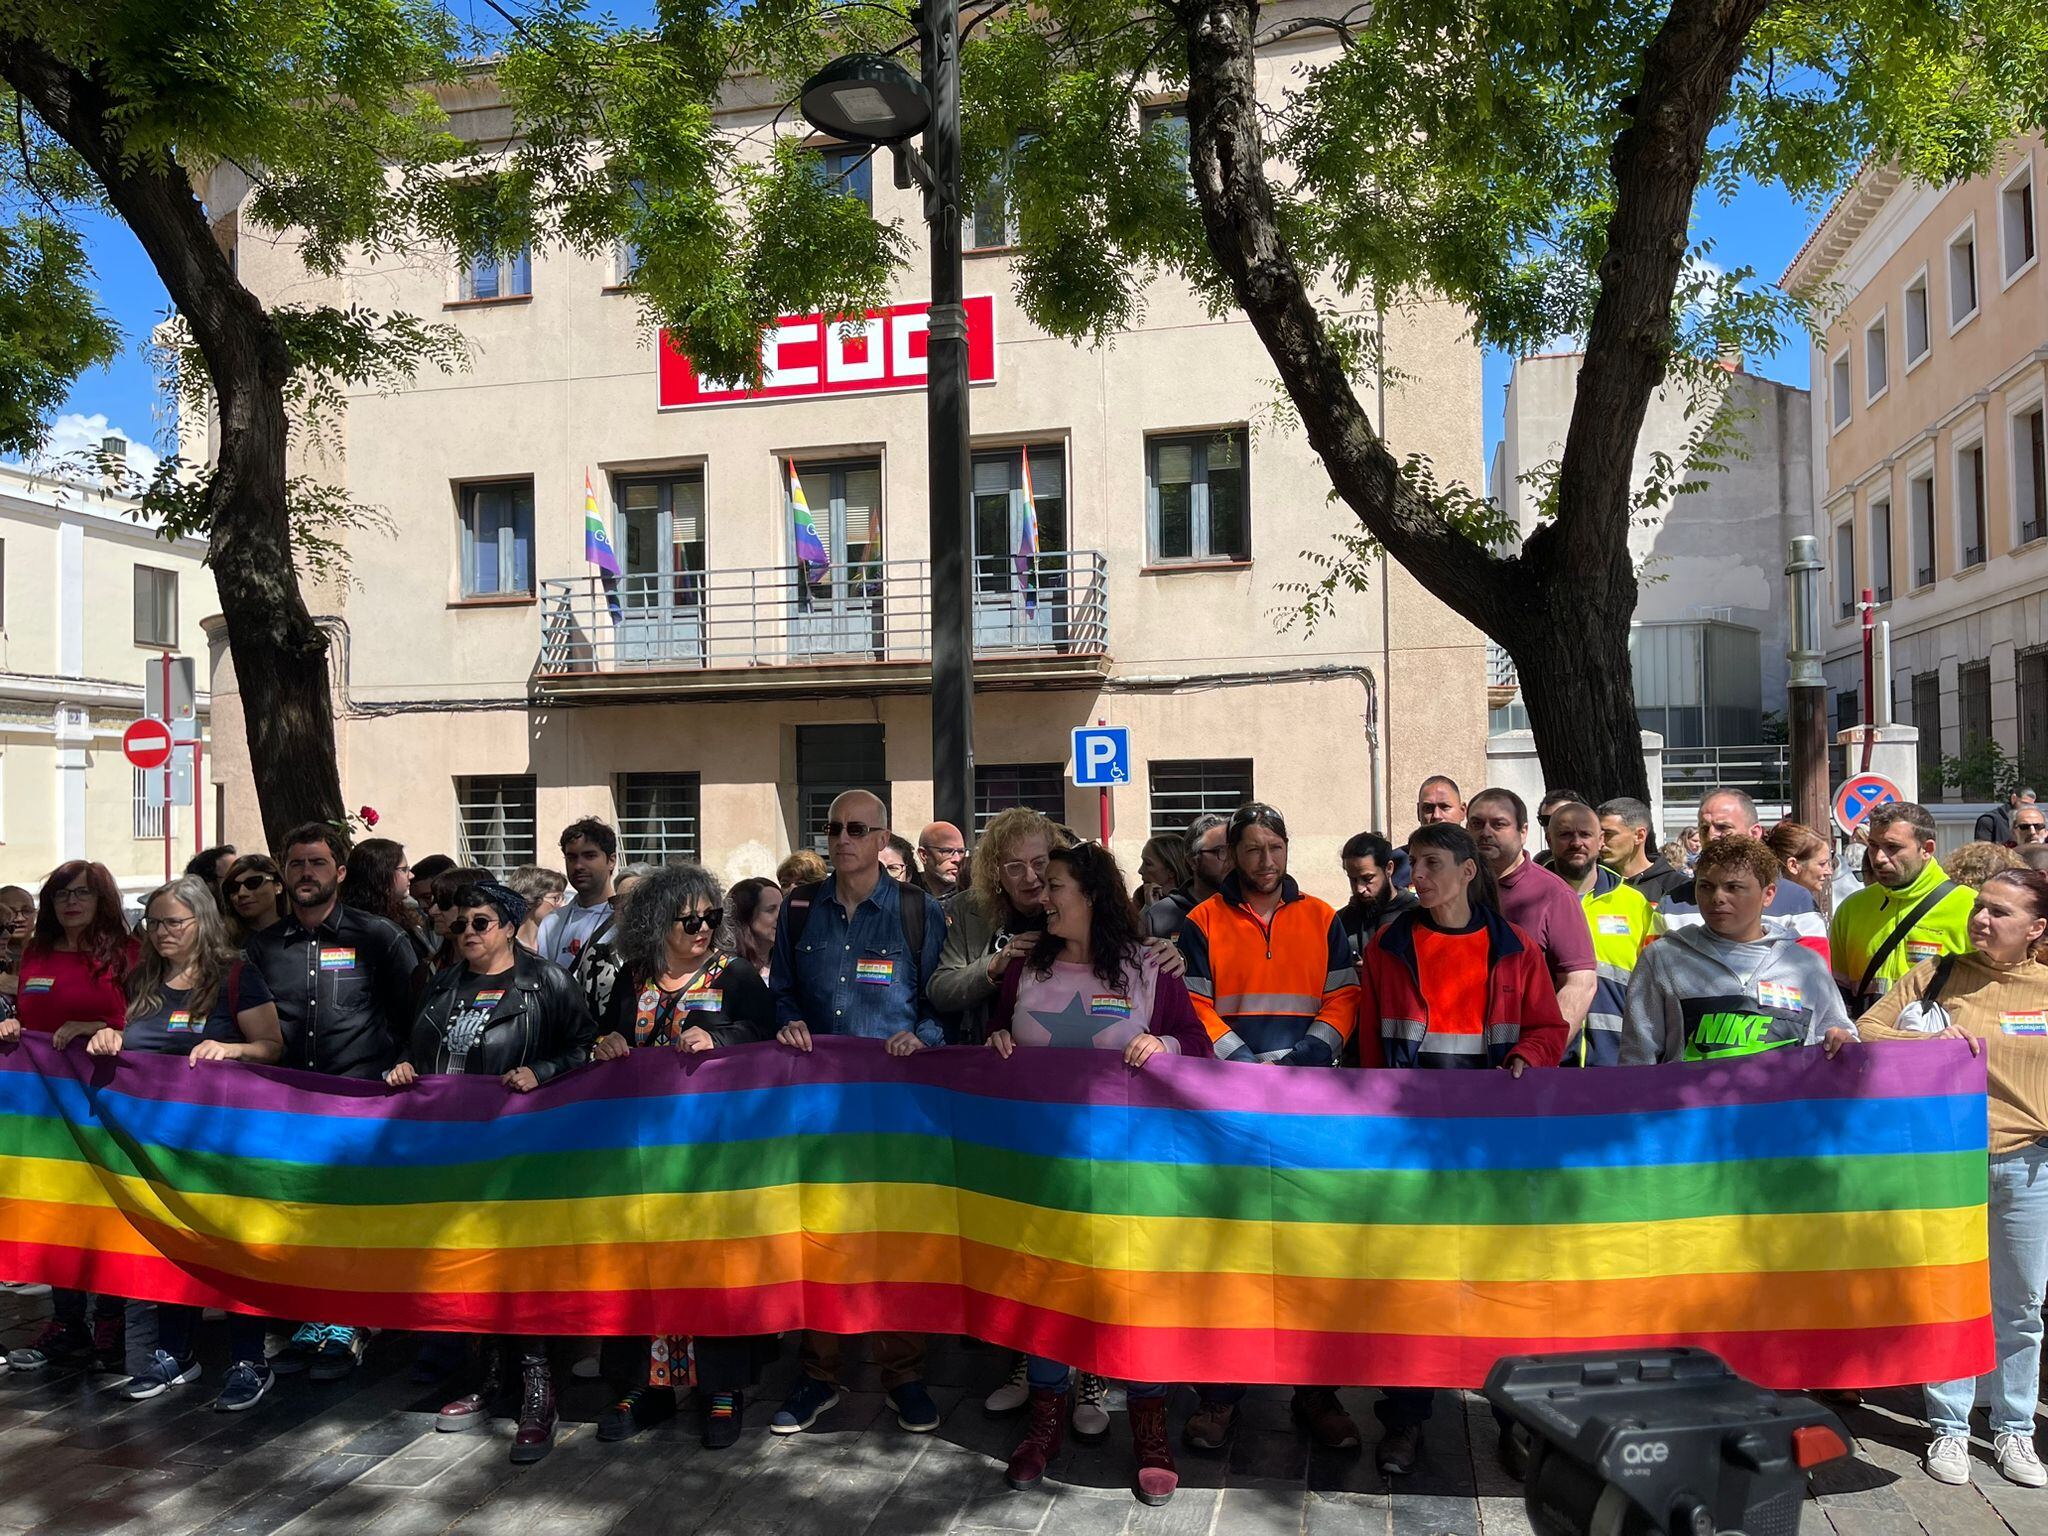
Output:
[{"xmin": 35, "ymin": 412, "xmax": 163, "ymax": 478}]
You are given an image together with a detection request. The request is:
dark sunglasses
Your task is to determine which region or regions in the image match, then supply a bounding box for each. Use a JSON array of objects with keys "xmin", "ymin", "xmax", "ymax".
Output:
[
  {"xmin": 446, "ymin": 916, "xmax": 500, "ymax": 935},
  {"xmin": 672, "ymin": 912, "xmax": 717, "ymax": 934},
  {"xmin": 224, "ymin": 874, "xmax": 276, "ymax": 894},
  {"xmin": 825, "ymin": 820, "xmax": 878, "ymax": 840}
]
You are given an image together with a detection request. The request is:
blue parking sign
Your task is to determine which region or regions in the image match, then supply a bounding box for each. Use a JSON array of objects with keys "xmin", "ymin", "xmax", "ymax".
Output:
[{"xmin": 1070, "ymin": 726, "xmax": 1131, "ymax": 787}]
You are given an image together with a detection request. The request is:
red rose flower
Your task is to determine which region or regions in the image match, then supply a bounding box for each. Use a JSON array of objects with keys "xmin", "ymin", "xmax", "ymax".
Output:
[{"xmin": 359, "ymin": 805, "xmax": 380, "ymax": 828}]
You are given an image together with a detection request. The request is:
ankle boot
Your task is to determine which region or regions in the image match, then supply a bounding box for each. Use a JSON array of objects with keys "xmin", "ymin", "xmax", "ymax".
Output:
[
  {"xmin": 511, "ymin": 1353, "xmax": 557, "ymax": 1464},
  {"xmin": 1005, "ymin": 1386, "xmax": 1067, "ymax": 1491},
  {"xmin": 1129, "ymin": 1395, "xmax": 1178, "ymax": 1505}
]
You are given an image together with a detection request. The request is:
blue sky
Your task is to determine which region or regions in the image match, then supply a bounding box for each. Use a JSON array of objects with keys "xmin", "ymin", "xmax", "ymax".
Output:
[{"xmin": 51, "ymin": 165, "xmax": 1823, "ymax": 481}]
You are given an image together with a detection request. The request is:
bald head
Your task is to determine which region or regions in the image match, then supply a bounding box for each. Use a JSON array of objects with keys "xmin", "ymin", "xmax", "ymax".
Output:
[
  {"xmin": 826, "ymin": 790, "xmax": 889, "ymax": 881},
  {"xmin": 916, "ymin": 820, "xmax": 966, "ymax": 895}
]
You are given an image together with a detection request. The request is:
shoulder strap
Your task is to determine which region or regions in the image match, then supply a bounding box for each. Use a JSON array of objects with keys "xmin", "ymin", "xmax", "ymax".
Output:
[
  {"xmin": 898, "ymin": 881, "xmax": 926, "ymax": 970},
  {"xmin": 1922, "ymin": 953, "xmax": 1959, "ymax": 1009},
  {"xmin": 790, "ymin": 880, "xmax": 827, "ymax": 944},
  {"xmin": 1854, "ymin": 881, "xmax": 1958, "ymax": 1003}
]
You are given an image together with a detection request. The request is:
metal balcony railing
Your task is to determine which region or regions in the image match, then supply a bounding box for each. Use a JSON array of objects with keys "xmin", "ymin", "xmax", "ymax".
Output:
[
  {"xmin": 536, "ymin": 551, "xmax": 1109, "ymax": 680},
  {"xmin": 1662, "ymin": 743, "xmax": 1792, "ymax": 808}
]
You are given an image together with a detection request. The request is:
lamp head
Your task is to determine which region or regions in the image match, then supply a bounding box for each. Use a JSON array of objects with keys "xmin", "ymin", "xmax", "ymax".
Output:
[{"xmin": 799, "ymin": 54, "xmax": 931, "ymax": 145}]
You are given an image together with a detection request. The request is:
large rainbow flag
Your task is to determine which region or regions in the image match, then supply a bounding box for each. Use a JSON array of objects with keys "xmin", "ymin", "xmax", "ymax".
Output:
[{"xmin": 0, "ymin": 1036, "xmax": 1991, "ymax": 1388}]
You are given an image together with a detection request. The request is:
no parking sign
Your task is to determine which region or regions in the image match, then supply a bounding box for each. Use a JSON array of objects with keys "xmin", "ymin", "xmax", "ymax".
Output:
[{"xmin": 1832, "ymin": 772, "xmax": 1902, "ymax": 836}]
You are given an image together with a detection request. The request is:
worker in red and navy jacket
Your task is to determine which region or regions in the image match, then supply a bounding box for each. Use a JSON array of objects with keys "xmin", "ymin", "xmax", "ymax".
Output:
[{"xmin": 1172, "ymin": 803, "xmax": 1362, "ymax": 1455}]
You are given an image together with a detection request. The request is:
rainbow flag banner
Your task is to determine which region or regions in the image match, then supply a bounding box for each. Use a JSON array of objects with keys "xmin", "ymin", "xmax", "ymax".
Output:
[{"xmin": 0, "ymin": 1036, "xmax": 1991, "ymax": 1389}]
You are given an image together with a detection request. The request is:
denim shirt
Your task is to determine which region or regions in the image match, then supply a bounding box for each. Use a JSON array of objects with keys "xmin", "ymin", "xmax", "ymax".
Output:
[{"xmin": 770, "ymin": 873, "xmax": 947, "ymax": 1046}]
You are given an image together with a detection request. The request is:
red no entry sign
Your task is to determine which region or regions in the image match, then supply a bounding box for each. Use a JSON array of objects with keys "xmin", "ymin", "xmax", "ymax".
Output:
[{"xmin": 123, "ymin": 717, "xmax": 174, "ymax": 771}]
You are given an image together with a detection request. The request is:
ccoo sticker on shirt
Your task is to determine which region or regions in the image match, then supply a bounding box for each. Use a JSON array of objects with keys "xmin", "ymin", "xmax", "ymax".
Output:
[
  {"xmin": 23, "ymin": 977, "xmax": 52, "ymax": 994},
  {"xmin": 474, "ymin": 990, "xmax": 506, "ymax": 1009},
  {"xmin": 1756, "ymin": 980, "xmax": 1803, "ymax": 1012},
  {"xmin": 318, "ymin": 947, "xmax": 357, "ymax": 972},
  {"xmin": 855, "ymin": 958, "xmax": 896, "ymax": 986},
  {"xmin": 1904, "ymin": 940, "xmax": 1942, "ymax": 966},
  {"xmin": 1596, "ymin": 915, "xmax": 1633, "ymax": 937},
  {"xmin": 2001, "ymin": 1011, "xmax": 2048, "ymax": 1037},
  {"xmin": 166, "ymin": 1011, "xmax": 194, "ymax": 1033},
  {"xmin": 1089, "ymin": 996, "xmax": 1133, "ymax": 1018}
]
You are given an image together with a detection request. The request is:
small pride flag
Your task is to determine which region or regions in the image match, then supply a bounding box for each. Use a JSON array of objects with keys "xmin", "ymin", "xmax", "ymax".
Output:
[
  {"xmin": 1015, "ymin": 445, "xmax": 1040, "ymax": 614},
  {"xmin": 583, "ymin": 470, "xmax": 622, "ymax": 623},
  {"xmin": 788, "ymin": 461, "xmax": 830, "ymax": 606}
]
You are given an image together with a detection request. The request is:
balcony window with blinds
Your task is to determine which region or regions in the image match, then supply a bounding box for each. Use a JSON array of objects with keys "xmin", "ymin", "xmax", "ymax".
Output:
[
  {"xmin": 1957, "ymin": 439, "xmax": 1987, "ymax": 568},
  {"xmin": 1903, "ymin": 270, "xmax": 1931, "ymax": 365},
  {"xmin": 457, "ymin": 775, "xmax": 536, "ymax": 874},
  {"xmin": 1864, "ymin": 312, "xmax": 1888, "ymax": 402},
  {"xmin": 461, "ymin": 247, "xmax": 532, "ymax": 301},
  {"xmin": 1868, "ymin": 497, "xmax": 1892, "ymax": 603},
  {"xmin": 973, "ymin": 444, "xmax": 1066, "ymax": 592},
  {"xmin": 974, "ymin": 763, "xmax": 1066, "ymax": 835},
  {"xmin": 2017, "ymin": 405, "xmax": 2048, "ymax": 547},
  {"xmin": 619, "ymin": 772, "xmax": 701, "ymax": 863},
  {"xmin": 1147, "ymin": 430, "xmax": 1249, "ymax": 564},
  {"xmin": 1908, "ymin": 473, "xmax": 1936, "ymax": 589},
  {"xmin": 460, "ymin": 480, "xmax": 535, "ymax": 598},
  {"xmin": 1834, "ymin": 518, "xmax": 1855, "ymax": 620},
  {"xmin": 1148, "ymin": 759, "xmax": 1253, "ymax": 837},
  {"xmin": 1140, "ymin": 103, "xmax": 1191, "ymax": 188},
  {"xmin": 134, "ymin": 565, "xmax": 177, "ymax": 647},
  {"xmin": 971, "ymin": 135, "xmax": 1037, "ymax": 249},
  {"xmin": 1961, "ymin": 661, "xmax": 1993, "ymax": 756},
  {"xmin": 2001, "ymin": 159, "xmax": 2037, "ymax": 283},
  {"xmin": 809, "ymin": 144, "xmax": 873, "ymax": 211},
  {"xmin": 1949, "ymin": 222, "xmax": 1979, "ymax": 327}
]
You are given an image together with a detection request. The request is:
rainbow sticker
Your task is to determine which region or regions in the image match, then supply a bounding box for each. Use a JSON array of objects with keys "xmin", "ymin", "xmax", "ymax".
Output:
[
  {"xmin": 855, "ymin": 959, "xmax": 895, "ymax": 986},
  {"xmin": 1757, "ymin": 980, "xmax": 1803, "ymax": 1013},
  {"xmin": 318, "ymin": 948, "xmax": 356, "ymax": 972},
  {"xmin": 1089, "ymin": 996, "xmax": 1133, "ymax": 1019},
  {"xmin": 167, "ymin": 1011, "xmax": 194, "ymax": 1033},
  {"xmin": 23, "ymin": 978, "xmax": 52, "ymax": 994}
]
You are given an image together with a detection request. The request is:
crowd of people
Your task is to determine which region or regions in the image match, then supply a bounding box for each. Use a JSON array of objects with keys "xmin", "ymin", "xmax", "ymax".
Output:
[{"xmin": 0, "ymin": 773, "xmax": 2044, "ymax": 1505}]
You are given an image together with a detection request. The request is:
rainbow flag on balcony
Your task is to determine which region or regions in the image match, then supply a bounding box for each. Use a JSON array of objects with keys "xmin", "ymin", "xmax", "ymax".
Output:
[
  {"xmin": 0, "ymin": 1036, "xmax": 1991, "ymax": 1389},
  {"xmin": 1015, "ymin": 445, "xmax": 1040, "ymax": 614},
  {"xmin": 583, "ymin": 469, "xmax": 622, "ymax": 623},
  {"xmin": 788, "ymin": 461, "xmax": 830, "ymax": 590}
]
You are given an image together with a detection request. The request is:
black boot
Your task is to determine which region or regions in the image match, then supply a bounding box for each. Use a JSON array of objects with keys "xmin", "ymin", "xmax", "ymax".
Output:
[{"xmin": 511, "ymin": 1354, "xmax": 557, "ymax": 1464}]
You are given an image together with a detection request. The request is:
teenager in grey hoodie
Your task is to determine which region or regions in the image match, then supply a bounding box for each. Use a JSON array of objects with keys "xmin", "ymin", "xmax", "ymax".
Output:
[{"xmin": 1621, "ymin": 835, "xmax": 1853, "ymax": 1065}]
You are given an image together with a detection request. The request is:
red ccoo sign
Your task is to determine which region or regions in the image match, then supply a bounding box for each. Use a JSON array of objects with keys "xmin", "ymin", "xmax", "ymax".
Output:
[
  {"xmin": 123, "ymin": 717, "xmax": 174, "ymax": 771},
  {"xmin": 657, "ymin": 295, "xmax": 997, "ymax": 410}
]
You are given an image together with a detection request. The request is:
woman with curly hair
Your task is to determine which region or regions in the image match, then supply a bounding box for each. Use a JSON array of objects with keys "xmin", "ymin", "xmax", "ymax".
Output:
[
  {"xmin": 983, "ymin": 841, "xmax": 1208, "ymax": 1508},
  {"xmin": 590, "ymin": 863, "xmax": 777, "ymax": 1451},
  {"xmin": 341, "ymin": 837, "xmax": 434, "ymax": 963}
]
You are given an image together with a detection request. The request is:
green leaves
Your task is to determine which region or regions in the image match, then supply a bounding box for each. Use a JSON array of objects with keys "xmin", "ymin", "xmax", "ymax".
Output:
[{"xmin": 0, "ymin": 214, "xmax": 119, "ymax": 457}]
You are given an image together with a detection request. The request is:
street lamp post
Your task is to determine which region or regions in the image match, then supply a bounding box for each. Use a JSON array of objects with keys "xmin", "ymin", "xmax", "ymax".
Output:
[{"xmin": 801, "ymin": 9, "xmax": 975, "ymax": 833}]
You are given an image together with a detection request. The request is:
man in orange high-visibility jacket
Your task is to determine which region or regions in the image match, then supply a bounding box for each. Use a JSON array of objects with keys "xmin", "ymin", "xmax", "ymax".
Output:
[{"xmin": 1173, "ymin": 803, "xmax": 1361, "ymax": 1455}]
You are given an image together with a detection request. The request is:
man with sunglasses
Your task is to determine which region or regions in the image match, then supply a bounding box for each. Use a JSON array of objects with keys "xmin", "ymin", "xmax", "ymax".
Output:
[
  {"xmin": 244, "ymin": 821, "xmax": 420, "ymax": 1381},
  {"xmin": 768, "ymin": 788, "xmax": 948, "ymax": 1440}
]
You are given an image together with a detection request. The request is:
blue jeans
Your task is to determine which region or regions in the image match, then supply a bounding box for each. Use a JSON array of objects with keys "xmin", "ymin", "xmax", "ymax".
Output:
[
  {"xmin": 1028, "ymin": 1357, "xmax": 1164, "ymax": 1399},
  {"xmin": 1926, "ymin": 1140, "xmax": 2048, "ymax": 1438}
]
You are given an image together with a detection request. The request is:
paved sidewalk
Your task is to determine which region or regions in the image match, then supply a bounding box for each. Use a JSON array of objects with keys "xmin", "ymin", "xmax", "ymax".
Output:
[{"xmin": 1, "ymin": 1286, "xmax": 2043, "ymax": 1535}]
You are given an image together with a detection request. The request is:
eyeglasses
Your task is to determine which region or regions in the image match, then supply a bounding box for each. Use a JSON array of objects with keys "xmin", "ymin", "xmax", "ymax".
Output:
[
  {"xmin": 143, "ymin": 916, "xmax": 195, "ymax": 933},
  {"xmin": 1193, "ymin": 844, "xmax": 1229, "ymax": 861},
  {"xmin": 999, "ymin": 856, "xmax": 1050, "ymax": 882},
  {"xmin": 672, "ymin": 912, "xmax": 716, "ymax": 934},
  {"xmin": 920, "ymin": 845, "xmax": 966, "ymax": 859},
  {"xmin": 2019, "ymin": 823, "xmax": 2048, "ymax": 836},
  {"xmin": 446, "ymin": 916, "xmax": 500, "ymax": 935},
  {"xmin": 224, "ymin": 875, "xmax": 276, "ymax": 895},
  {"xmin": 52, "ymin": 886, "xmax": 94, "ymax": 903},
  {"xmin": 825, "ymin": 820, "xmax": 879, "ymax": 840}
]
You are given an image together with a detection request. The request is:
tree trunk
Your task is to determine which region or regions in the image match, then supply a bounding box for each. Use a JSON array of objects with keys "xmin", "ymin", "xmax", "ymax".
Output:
[
  {"xmin": 2, "ymin": 41, "xmax": 346, "ymax": 850},
  {"xmin": 1172, "ymin": 0, "xmax": 1768, "ymax": 804}
]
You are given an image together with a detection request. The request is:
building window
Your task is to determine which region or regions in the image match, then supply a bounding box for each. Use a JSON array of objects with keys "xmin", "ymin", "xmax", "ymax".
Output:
[
  {"xmin": 1148, "ymin": 758, "xmax": 1252, "ymax": 837},
  {"xmin": 1868, "ymin": 496, "xmax": 1892, "ymax": 603},
  {"xmin": 1140, "ymin": 103, "xmax": 1191, "ymax": 187},
  {"xmin": 1833, "ymin": 518, "xmax": 1856, "ymax": 620},
  {"xmin": 1912, "ymin": 672, "xmax": 1942, "ymax": 792},
  {"xmin": 971, "ymin": 135, "xmax": 1037, "ymax": 250},
  {"xmin": 1908, "ymin": 472, "xmax": 1935, "ymax": 589},
  {"xmin": 460, "ymin": 247, "xmax": 532, "ymax": 301},
  {"xmin": 796, "ymin": 724, "xmax": 887, "ymax": 851},
  {"xmin": 1837, "ymin": 686, "xmax": 1860, "ymax": 736},
  {"xmin": 973, "ymin": 443, "xmax": 1066, "ymax": 592},
  {"xmin": 1961, "ymin": 661, "xmax": 1993, "ymax": 759},
  {"xmin": 974, "ymin": 763, "xmax": 1066, "ymax": 836},
  {"xmin": 1829, "ymin": 350, "xmax": 1851, "ymax": 430},
  {"xmin": 134, "ymin": 565, "xmax": 177, "ymax": 647},
  {"xmin": 132, "ymin": 767, "xmax": 166, "ymax": 840},
  {"xmin": 1903, "ymin": 269, "xmax": 1931, "ymax": 366},
  {"xmin": 1863, "ymin": 312, "xmax": 1888, "ymax": 402},
  {"xmin": 1957, "ymin": 439, "xmax": 1987, "ymax": 568},
  {"xmin": 2001, "ymin": 158, "xmax": 2037, "ymax": 283},
  {"xmin": 2017, "ymin": 404, "xmax": 2047, "ymax": 546},
  {"xmin": 1949, "ymin": 221, "xmax": 1979, "ymax": 328},
  {"xmin": 0, "ymin": 538, "xmax": 7, "ymax": 628},
  {"xmin": 2021, "ymin": 651, "xmax": 2048, "ymax": 772},
  {"xmin": 457, "ymin": 775, "xmax": 536, "ymax": 874},
  {"xmin": 786, "ymin": 457, "xmax": 883, "ymax": 594},
  {"xmin": 618, "ymin": 772, "xmax": 700, "ymax": 863},
  {"xmin": 809, "ymin": 144, "xmax": 873, "ymax": 212},
  {"xmin": 459, "ymin": 480, "xmax": 535, "ymax": 597},
  {"xmin": 1147, "ymin": 430, "xmax": 1249, "ymax": 564}
]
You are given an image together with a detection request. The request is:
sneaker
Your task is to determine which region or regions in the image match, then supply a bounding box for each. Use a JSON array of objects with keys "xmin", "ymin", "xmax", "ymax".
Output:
[
  {"xmin": 1182, "ymin": 1399, "xmax": 1236, "ymax": 1452},
  {"xmin": 887, "ymin": 1381, "xmax": 940, "ymax": 1433},
  {"xmin": 770, "ymin": 1376, "xmax": 841, "ymax": 1434},
  {"xmin": 704, "ymin": 1390, "xmax": 743, "ymax": 1450},
  {"xmin": 984, "ymin": 1354, "xmax": 1029, "ymax": 1417},
  {"xmin": 1071, "ymin": 1373, "xmax": 1111, "ymax": 1444},
  {"xmin": 121, "ymin": 1349, "xmax": 199, "ymax": 1401},
  {"xmin": 215, "ymin": 1361, "xmax": 273, "ymax": 1412},
  {"xmin": 1378, "ymin": 1424, "xmax": 1423, "ymax": 1477},
  {"xmin": 1995, "ymin": 1432, "xmax": 2047, "ymax": 1488},
  {"xmin": 1130, "ymin": 1395, "xmax": 1178, "ymax": 1506},
  {"xmin": 1292, "ymin": 1387, "xmax": 1361, "ymax": 1450},
  {"xmin": 1924, "ymin": 1432, "xmax": 1971, "ymax": 1486},
  {"xmin": 310, "ymin": 1326, "xmax": 365, "ymax": 1381},
  {"xmin": 597, "ymin": 1385, "xmax": 676, "ymax": 1443},
  {"xmin": 269, "ymin": 1323, "xmax": 326, "ymax": 1376},
  {"xmin": 90, "ymin": 1313, "xmax": 125, "ymax": 1374},
  {"xmin": 6, "ymin": 1319, "xmax": 89, "ymax": 1371}
]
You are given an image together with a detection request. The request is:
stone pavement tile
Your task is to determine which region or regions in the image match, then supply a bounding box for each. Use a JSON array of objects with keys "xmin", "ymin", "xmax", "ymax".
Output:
[
  {"xmin": 1457, "ymin": 1396, "xmax": 1522, "ymax": 1502},
  {"xmin": 273, "ymin": 1428, "xmax": 525, "ymax": 1536},
  {"xmin": 349, "ymin": 1419, "xmax": 500, "ymax": 1489},
  {"xmin": 26, "ymin": 1466, "xmax": 188, "ymax": 1536},
  {"xmin": 1471, "ymin": 1494, "xmax": 1534, "ymax": 1536},
  {"xmin": 1304, "ymin": 1489, "xmax": 1391, "ymax": 1536},
  {"xmin": 0, "ymin": 1448, "xmax": 159, "ymax": 1530},
  {"xmin": 1967, "ymin": 1453, "xmax": 2048, "ymax": 1536},
  {"xmin": 601, "ymin": 1428, "xmax": 791, "ymax": 1536},
  {"xmin": 1121, "ymin": 1485, "xmax": 1220, "ymax": 1536},
  {"xmin": 1023, "ymin": 1486, "xmax": 1132, "ymax": 1536},
  {"xmin": 180, "ymin": 1449, "xmax": 389, "ymax": 1536},
  {"xmin": 1227, "ymin": 1425, "xmax": 1309, "ymax": 1484},
  {"xmin": 855, "ymin": 1427, "xmax": 989, "ymax": 1535},
  {"xmin": 1217, "ymin": 1478, "xmax": 1307, "ymax": 1536},
  {"xmin": 443, "ymin": 1424, "xmax": 618, "ymax": 1530},
  {"xmin": 1819, "ymin": 1511, "xmax": 1929, "ymax": 1536},
  {"xmin": 1387, "ymin": 1493, "xmax": 1479, "ymax": 1536}
]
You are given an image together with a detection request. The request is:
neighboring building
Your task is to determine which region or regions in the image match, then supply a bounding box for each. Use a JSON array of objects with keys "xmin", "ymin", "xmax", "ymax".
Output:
[
  {"xmin": 0, "ymin": 449, "xmax": 218, "ymax": 896},
  {"xmin": 192, "ymin": 25, "xmax": 1490, "ymax": 901},
  {"xmin": 1487, "ymin": 354, "xmax": 1813, "ymax": 749},
  {"xmin": 1784, "ymin": 135, "xmax": 2048, "ymax": 790}
]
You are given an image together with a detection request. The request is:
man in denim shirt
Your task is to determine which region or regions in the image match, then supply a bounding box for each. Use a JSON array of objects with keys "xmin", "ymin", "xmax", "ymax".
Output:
[{"xmin": 769, "ymin": 789, "xmax": 947, "ymax": 1438}]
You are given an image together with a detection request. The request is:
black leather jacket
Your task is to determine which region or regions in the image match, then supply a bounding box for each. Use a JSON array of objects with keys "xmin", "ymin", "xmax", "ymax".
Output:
[{"xmin": 408, "ymin": 946, "xmax": 596, "ymax": 1084}]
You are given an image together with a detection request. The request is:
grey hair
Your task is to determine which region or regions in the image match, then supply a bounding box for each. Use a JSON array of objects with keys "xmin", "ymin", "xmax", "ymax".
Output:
[
  {"xmin": 128, "ymin": 876, "xmax": 241, "ymax": 1023},
  {"xmin": 615, "ymin": 863, "xmax": 726, "ymax": 982},
  {"xmin": 1183, "ymin": 813, "xmax": 1228, "ymax": 855}
]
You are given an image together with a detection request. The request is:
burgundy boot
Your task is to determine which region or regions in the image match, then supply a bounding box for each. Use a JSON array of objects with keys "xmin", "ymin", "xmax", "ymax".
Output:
[
  {"xmin": 1005, "ymin": 1386, "xmax": 1067, "ymax": 1492},
  {"xmin": 1129, "ymin": 1395, "xmax": 1179, "ymax": 1505},
  {"xmin": 510, "ymin": 1353, "xmax": 557, "ymax": 1464}
]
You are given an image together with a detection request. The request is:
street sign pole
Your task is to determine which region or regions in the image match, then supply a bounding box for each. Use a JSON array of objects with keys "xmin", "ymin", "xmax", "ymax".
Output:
[
  {"xmin": 1096, "ymin": 720, "xmax": 1112, "ymax": 843},
  {"xmin": 162, "ymin": 652, "xmax": 173, "ymax": 882}
]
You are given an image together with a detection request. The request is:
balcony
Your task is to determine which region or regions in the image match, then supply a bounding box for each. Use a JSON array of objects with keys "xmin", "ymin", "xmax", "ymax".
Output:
[{"xmin": 533, "ymin": 552, "xmax": 1110, "ymax": 701}]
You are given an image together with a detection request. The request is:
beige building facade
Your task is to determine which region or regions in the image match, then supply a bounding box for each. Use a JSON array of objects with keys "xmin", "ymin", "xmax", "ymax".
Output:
[
  {"xmin": 0, "ymin": 457, "xmax": 218, "ymax": 896},
  {"xmin": 1786, "ymin": 136, "xmax": 2048, "ymax": 792},
  {"xmin": 198, "ymin": 27, "xmax": 1488, "ymax": 905}
]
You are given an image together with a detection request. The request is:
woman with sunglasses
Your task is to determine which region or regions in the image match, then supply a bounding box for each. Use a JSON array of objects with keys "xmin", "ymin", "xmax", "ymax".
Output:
[
  {"xmin": 590, "ymin": 863, "xmax": 777, "ymax": 1450},
  {"xmin": 387, "ymin": 878, "xmax": 595, "ymax": 1464},
  {"xmin": 221, "ymin": 854, "xmax": 289, "ymax": 945},
  {"xmin": 1, "ymin": 860, "xmax": 140, "ymax": 1373},
  {"xmin": 84, "ymin": 876, "xmax": 285, "ymax": 1407}
]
